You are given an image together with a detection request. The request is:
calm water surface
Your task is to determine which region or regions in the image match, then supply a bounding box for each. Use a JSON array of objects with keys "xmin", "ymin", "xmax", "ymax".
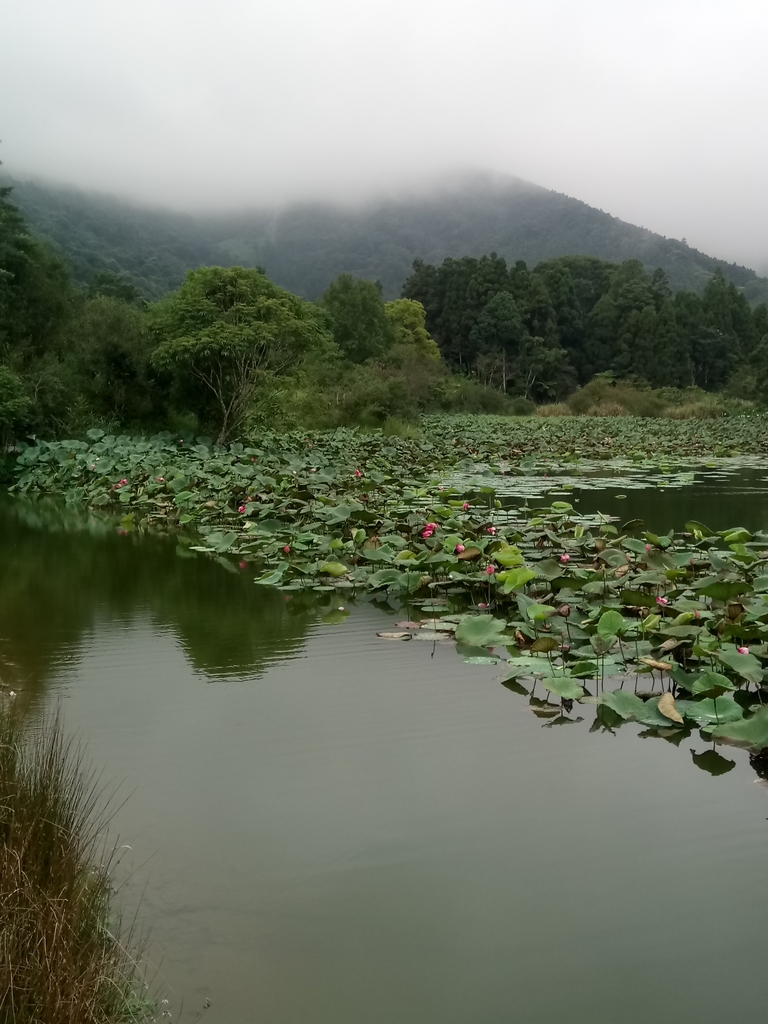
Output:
[{"xmin": 2, "ymin": 478, "xmax": 768, "ymax": 1023}]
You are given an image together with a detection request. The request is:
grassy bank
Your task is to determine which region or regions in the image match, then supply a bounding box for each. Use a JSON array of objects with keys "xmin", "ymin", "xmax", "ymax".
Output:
[{"xmin": 0, "ymin": 708, "xmax": 154, "ymax": 1023}]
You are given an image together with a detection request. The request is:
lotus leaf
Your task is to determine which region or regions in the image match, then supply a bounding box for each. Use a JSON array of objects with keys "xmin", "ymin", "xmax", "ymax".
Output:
[
  {"xmin": 454, "ymin": 615, "xmax": 508, "ymax": 648},
  {"xmin": 711, "ymin": 707, "xmax": 768, "ymax": 750}
]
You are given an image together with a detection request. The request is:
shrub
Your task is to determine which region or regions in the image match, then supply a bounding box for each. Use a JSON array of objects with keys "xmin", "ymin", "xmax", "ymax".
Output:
[
  {"xmin": 568, "ymin": 378, "xmax": 664, "ymax": 417},
  {"xmin": 586, "ymin": 401, "xmax": 628, "ymax": 417},
  {"xmin": 382, "ymin": 416, "xmax": 420, "ymax": 439},
  {"xmin": 664, "ymin": 402, "xmax": 725, "ymax": 419},
  {"xmin": 536, "ymin": 403, "xmax": 571, "ymax": 417}
]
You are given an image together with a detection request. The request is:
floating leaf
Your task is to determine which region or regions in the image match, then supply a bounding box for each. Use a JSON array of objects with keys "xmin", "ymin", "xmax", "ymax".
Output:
[
  {"xmin": 600, "ymin": 690, "xmax": 645, "ymax": 720},
  {"xmin": 657, "ymin": 692, "xmax": 684, "ymax": 725},
  {"xmin": 711, "ymin": 706, "xmax": 768, "ymax": 750},
  {"xmin": 454, "ymin": 615, "xmax": 508, "ymax": 648},
  {"xmin": 543, "ymin": 675, "xmax": 584, "ymax": 700},
  {"xmin": 675, "ymin": 698, "xmax": 743, "ymax": 725}
]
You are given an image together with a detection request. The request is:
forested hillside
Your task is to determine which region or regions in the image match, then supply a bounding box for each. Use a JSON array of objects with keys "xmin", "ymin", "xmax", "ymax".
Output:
[{"xmin": 6, "ymin": 173, "xmax": 768, "ymax": 304}]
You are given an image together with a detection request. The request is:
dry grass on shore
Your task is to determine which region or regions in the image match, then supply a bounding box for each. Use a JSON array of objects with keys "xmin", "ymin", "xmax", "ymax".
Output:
[{"xmin": 0, "ymin": 708, "xmax": 154, "ymax": 1024}]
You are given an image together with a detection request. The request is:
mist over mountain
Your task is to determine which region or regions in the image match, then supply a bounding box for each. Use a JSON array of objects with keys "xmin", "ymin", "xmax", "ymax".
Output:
[{"xmin": 6, "ymin": 172, "xmax": 768, "ymax": 305}]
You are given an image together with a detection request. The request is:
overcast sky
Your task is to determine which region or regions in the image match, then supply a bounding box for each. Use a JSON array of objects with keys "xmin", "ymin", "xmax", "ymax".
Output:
[{"xmin": 2, "ymin": 0, "xmax": 767, "ymax": 270}]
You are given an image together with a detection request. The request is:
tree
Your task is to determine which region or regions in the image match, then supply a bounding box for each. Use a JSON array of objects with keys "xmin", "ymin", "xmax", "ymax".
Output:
[
  {"xmin": 384, "ymin": 299, "xmax": 440, "ymax": 359},
  {"xmin": 321, "ymin": 274, "xmax": 393, "ymax": 363},
  {"xmin": 0, "ymin": 363, "xmax": 30, "ymax": 446},
  {"xmin": 0, "ymin": 174, "xmax": 72, "ymax": 363},
  {"xmin": 151, "ymin": 266, "xmax": 333, "ymax": 442},
  {"xmin": 469, "ymin": 292, "xmax": 525, "ymax": 390},
  {"xmin": 64, "ymin": 296, "xmax": 159, "ymax": 426}
]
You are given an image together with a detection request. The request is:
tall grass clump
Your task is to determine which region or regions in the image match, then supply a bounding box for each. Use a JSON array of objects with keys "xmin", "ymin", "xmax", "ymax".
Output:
[{"xmin": 0, "ymin": 709, "xmax": 154, "ymax": 1023}]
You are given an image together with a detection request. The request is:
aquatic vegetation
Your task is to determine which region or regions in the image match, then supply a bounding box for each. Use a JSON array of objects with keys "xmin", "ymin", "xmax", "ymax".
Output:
[
  {"xmin": 0, "ymin": 709, "xmax": 155, "ymax": 1022},
  {"xmin": 11, "ymin": 416, "xmax": 768, "ymax": 759}
]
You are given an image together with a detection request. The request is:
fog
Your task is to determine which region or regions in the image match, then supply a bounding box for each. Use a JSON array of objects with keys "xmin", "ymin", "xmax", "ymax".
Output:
[{"xmin": 2, "ymin": 0, "xmax": 767, "ymax": 271}]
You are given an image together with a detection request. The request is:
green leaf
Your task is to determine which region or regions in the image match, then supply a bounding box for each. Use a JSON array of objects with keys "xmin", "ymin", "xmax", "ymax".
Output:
[
  {"xmin": 711, "ymin": 706, "xmax": 768, "ymax": 750},
  {"xmin": 600, "ymin": 690, "xmax": 645, "ymax": 720},
  {"xmin": 531, "ymin": 636, "xmax": 559, "ymax": 653},
  {"xmin": 543, "ymin": 675, "xmax": 584, "ymax": 700},
  {"xmin": 675, "ymin": 698, "xmax": 743, "ymax": 725},
  {"xmin": 454, "ymin": 615, "xmax": 508, "ymax": 649},
  {"xmin": 526, "ymin": 603, "xmax": 556, "ymax": 622},
  {"xmin": 598, "ymin": 610, "xmax": 625, "ymax": 640},
  {"xmin": 690, "ymin": 671, "xmax": 737, "ymax": 697},
  {"xmin": 635, "ymin": 695, "xmax": 683, "ymax": 729},
  {"xmin": 319, "ymin": 561, "xmax": 348, "ymax": 577},
  {"xmin": 696, "ymin": 580, "xmax": 749, "ymax": 601},
  {"xmin": 716, "ymin": 645, "xmax": 764, "ymax": 683},
  {"xmin": 494, "ymin": 544, "xmax": 525, "ymax": 567},
  {"xmin": 498, "ymin": 566, "xmax": 537, "ymax": 592},
  {"xmin": 254, "ymin": 569, "xmax": 285, "ymax": 586},
  {"xmin": 620, "ymin": 588, "xmax": 656, "ymax": 607}
]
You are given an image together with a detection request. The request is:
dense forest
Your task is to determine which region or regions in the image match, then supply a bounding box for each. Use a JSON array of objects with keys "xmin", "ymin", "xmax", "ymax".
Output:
[
  {"xmin": 2, "ymin": 172, "xmax": 768, "ymax": 449},
  {"xmin": 6, "ymin": 171, "xmax": 768, "ymax": 305},
  {"xmin": 402, "ymin": 253, "xmax": 768, "ymax": 398}
]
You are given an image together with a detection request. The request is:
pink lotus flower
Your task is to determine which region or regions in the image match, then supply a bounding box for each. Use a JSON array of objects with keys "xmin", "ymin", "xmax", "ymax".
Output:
[
  {"xmin": 120, "ymin": 478, "xmax": 127, "ymax": 485},
  {"xmin": 238, "ymin": 505, "xmax": 246, "ymax": 513},
  {"xmin": 645, "ymin": 544, "xmax": 652, "ymax": 551},
  {"xmin": 354, "ymin": 470, "xmax": 361, "ymax": 478},
  {"xmin": 694, "ymin": 610, "xmax": 701, "ymax": 620},
  {"xmin": 486, "ymin": 526, "xmax": 496, "ymax": 535},
  {"xmin": 283, "ymin": 545, "xmax": 291, "ymax": 554},
  {"xmin": 737, "ymin": 646, "xmax": 749, "ymax": 655},
  {"xmin": 559, "ymin": 553, "xmax": 570, "ymax": 563},
  {"xmin": 438, "ymin": 485, "xmax": 444, "ymax": 491},
  {"xmin": 485, "ymin": 565, "xmax": 496, "ymax": 575},
  {"xmin": 246, "ymin": 496, "xmax": 253, "ymax": 502},
  {"xmin": 462, "ymin": 502, "xmax": 470, "ymax": 510},
  {"xmin": 251, "ymin": 456, "xmax": 256, "ymax": 462},
  {"xmin": 455, "ymin": 544, "xmax": 465, "ymax": 554},
  {"xmin": 90, "ymin": 464, "xmax": 96, "ymax": 471},
  {"xmin": 478, "ymin": 602, "xmax": 489, "ymax": 609},
  {"xmin": 114, "ymin": 483, "xmax": 121, "ymax": 490},
  {"xmin": 157, "ymin": 476, "xmax": 164, "ymax": 482},
  {"xmin": 239, "ymin": 560, "xmax": 247, "ymax": 569},
  {"xmin": 656, "ymin": 596, "xmax": 669, "ymax": 606}
]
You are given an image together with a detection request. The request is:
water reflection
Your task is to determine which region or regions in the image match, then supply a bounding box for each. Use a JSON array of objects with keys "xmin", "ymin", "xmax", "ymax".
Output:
[
  {"xmin": 3, "ymin": 493, "xmax": 768, "ymax": 1023},
  {"xmin": 0, "ymin": 497, "xmax": 327, "ymax": 704}
]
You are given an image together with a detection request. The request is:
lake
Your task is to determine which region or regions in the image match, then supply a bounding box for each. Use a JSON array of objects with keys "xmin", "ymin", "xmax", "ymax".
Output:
[{"xmin": 2, "ymin": 468, "xmax": 768, "ymax": 1023}]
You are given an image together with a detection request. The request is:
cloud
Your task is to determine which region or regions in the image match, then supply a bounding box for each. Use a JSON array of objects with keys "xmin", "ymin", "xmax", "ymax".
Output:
[{"xmin": 1, "ymin": 0, "xmax": 766, "ymax": 268}]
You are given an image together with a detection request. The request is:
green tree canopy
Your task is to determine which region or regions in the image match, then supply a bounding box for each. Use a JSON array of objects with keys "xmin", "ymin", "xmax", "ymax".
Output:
[
  {"xmin": 384, "ymin": 299, "xmax": 440, "ymax": 359},
  {"xmin": 151, "ymin": 266, "xmax": 333, "ymax": 442},
  {"xmin": 321, "ymin": 274, "xmax": 393, "ymax": 363}
]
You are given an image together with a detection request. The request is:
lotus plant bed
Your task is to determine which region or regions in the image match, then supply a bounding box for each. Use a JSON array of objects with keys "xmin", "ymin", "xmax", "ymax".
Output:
[{"xmin": 10, "ymin": 422, "xmax": 768, "ymax": 757}]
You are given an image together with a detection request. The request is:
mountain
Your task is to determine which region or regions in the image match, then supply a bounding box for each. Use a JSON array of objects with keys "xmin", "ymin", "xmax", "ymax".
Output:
[{"xmin": 5, "ymin": 172, "xmax": 768, "ymax": 304}]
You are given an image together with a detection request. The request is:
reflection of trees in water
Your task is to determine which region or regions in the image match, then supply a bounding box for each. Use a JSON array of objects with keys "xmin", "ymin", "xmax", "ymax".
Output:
[{"xmin": 0, "ymin": 498, "xmax": 324, "ymax": 706}]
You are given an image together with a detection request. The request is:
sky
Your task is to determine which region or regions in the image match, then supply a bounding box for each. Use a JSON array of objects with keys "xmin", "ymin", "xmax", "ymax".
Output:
[{"xmin": 2, "ymin": 0, "xmax": 767, "ymax": 271}]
